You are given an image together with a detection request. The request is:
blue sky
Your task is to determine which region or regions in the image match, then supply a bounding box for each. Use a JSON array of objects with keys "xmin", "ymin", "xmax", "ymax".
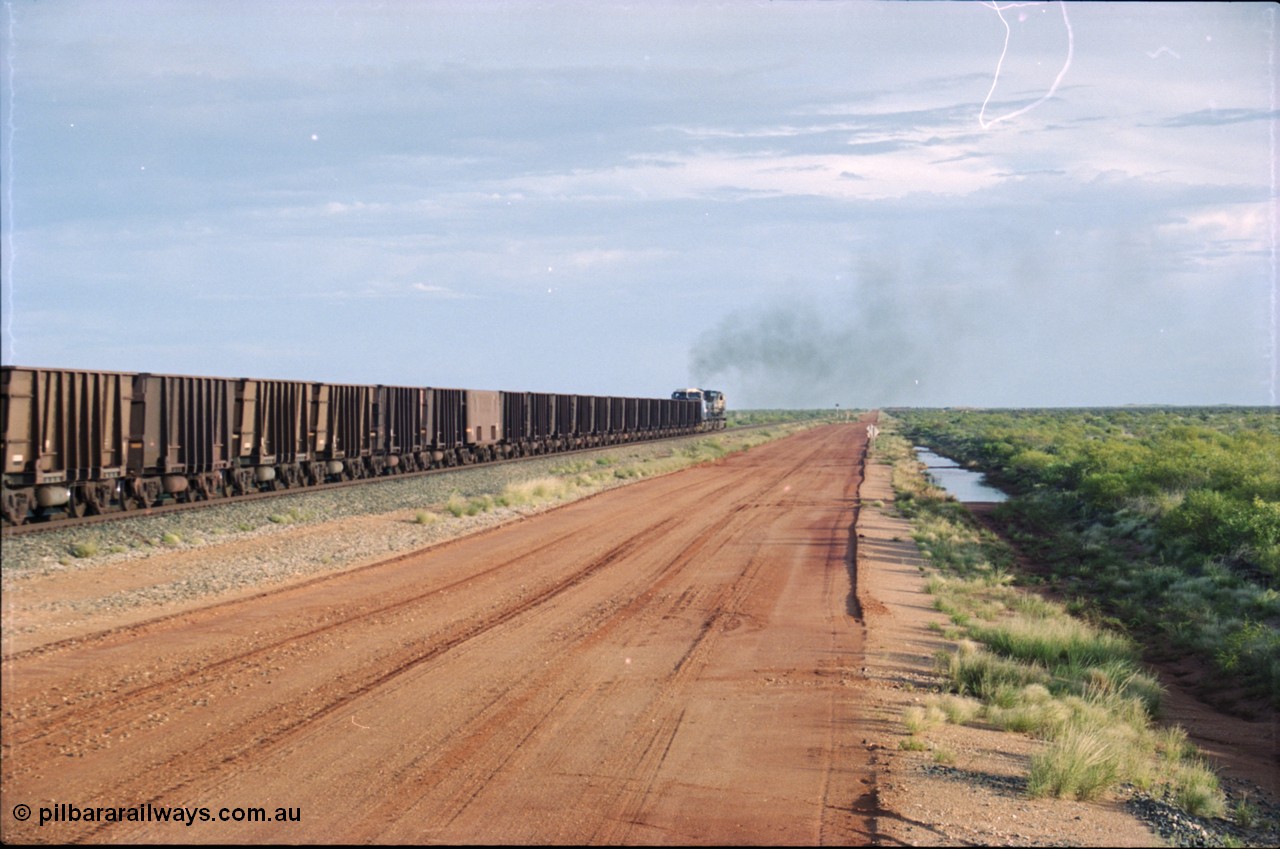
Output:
[{"xmin": 1, "ymin": 1, "xmax": 1275, "ymax": 408}]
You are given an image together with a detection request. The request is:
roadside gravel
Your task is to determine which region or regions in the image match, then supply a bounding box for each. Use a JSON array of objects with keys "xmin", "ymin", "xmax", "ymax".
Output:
[
  {"xmin": 1, "ymin": 429, "xmax": 798, "ymax": 642},
  {"xmin": 3, "ymin": 436, "xmax": 712, "ymax": 571}
]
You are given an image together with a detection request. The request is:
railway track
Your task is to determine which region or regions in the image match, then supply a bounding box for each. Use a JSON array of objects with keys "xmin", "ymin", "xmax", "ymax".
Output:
[{"xmin": 1, "ymin": 425, "xmax": 758, "ymax": 538}]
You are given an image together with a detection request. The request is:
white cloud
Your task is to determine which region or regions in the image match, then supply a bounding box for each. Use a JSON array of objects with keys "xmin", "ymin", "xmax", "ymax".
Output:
[
  {"xmin": 564, "ymin": 248, "xmax": 667, "ymax": 270},
  {"xmin": 410, "ymin": 283, "xmax": 467, "ymax": 298},
  {"xmin": 1158, "ymin": 202, "xmax": 1275, "ymax": 258},
  {"xmin": 500, "ymin": 145, "xmax": 1005, "ymax": 203}
]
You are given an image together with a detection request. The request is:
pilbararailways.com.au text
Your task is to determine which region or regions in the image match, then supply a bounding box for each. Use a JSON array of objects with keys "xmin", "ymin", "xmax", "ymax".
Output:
[{"xmin": 32, "ymin": 802, "xmax": 300, "ymax": 827}]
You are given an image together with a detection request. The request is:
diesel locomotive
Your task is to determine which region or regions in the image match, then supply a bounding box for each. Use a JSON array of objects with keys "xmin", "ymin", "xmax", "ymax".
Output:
[{"xmin": 0, "ymin": 365, "xmax": 726, "ymax": 526}]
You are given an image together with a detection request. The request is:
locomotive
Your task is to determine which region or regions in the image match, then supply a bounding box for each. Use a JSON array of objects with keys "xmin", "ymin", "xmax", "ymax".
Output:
[
  {"xmin": 672, "ymin": 387, "xmax": 726, "ymax": 422},
  {"xmin": 0, "ymin": 365, "xmax": 726, "ymax": 526}
]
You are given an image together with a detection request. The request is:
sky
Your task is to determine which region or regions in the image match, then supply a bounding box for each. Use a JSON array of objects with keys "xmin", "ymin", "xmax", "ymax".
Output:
[{"xmin": 1, "ymin": 0, "xmax": 1276, "ymax": 409}]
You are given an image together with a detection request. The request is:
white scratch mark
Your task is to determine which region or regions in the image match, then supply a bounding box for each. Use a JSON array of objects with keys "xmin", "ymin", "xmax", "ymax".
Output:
[
  {"xmin": 3, "ymin": 2, "xmax": 16, "ymax": 361},
  {"xmin": 1267, "ymin": 6, "xmax": 1277, "ymax": 404},
  {"xmin": 979, "ymin": 1, "xmax": 1074, "ymax": 130}
]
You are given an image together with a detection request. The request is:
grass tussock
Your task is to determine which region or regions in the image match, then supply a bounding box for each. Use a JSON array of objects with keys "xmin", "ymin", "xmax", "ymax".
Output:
[
  {"xmin": 68, "ymin": 539, "xmax": 100, "ymax": 558},
  {"xmin": 1027, "ymin": 729, "xmax": 1122, "ymax": 801},
  {"xmin": 267, "ymin": 506, "xmax": 310, "ymax": 525},
  {"xmin": 892, "ymin": 407, "xmax": 1280, "ymax": 707},
  {"xmin": 902, "ymin": 703, "xmax": 948, "ymax": 735},
  {"xmin": 429, "ymin": 425, "xmax": 816, "ymax": 524},
  {"xmin": 875, "ymin": 422, "xmax": 1227, "ymax": 818}
]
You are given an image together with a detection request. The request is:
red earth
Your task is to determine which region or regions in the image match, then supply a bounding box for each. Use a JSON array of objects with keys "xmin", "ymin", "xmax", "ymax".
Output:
[{"xmin": 2, "ymin": 419, "xmax": 1274, "ymax": 845}]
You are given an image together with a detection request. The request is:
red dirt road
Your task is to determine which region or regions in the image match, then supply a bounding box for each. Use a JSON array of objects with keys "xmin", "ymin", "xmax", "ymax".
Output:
[{"xmin": 2, "ymin": 421, "xmax": 875, "ymax": 844}]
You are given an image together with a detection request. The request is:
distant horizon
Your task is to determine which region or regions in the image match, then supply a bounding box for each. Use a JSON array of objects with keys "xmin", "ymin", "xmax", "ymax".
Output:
[
  {"xmin": 4, "ymin": 359, "xmax": 1276, "ymax": 415},
  {"xmin": 3, "ymin": 2, "xmax": 1275, "ymax": 408}
]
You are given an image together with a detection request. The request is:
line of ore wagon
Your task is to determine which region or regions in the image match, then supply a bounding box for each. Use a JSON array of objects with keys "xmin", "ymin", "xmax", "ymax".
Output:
[{"xmin": 0, "ymin": 365, "xmax": 726, "ymax": 526}]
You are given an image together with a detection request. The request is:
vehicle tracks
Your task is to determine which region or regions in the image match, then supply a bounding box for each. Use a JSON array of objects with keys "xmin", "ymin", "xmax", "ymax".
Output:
[{"xmin": 3, "ymin": 420, "xmax": 876, "ymax": 844}]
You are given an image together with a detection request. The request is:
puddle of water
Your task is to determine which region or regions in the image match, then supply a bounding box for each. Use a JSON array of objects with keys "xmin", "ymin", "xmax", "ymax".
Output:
[{"xmin": 913, "ymin": 447, "xmax": 1008, "ymax": 503}]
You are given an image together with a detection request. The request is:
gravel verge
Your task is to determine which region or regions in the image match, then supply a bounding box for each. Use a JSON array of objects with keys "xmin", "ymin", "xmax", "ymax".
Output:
[
  {"xmin": 914, "ymin": 762, "xmax": 1280, "ymax": 847},
  {"xmin": 1125, "ymin": 777, "xmax": 1280, "ymax": 848},
  {"xmin": 2, "ymin": 428, "xmax": 805, "ymax": 638}
]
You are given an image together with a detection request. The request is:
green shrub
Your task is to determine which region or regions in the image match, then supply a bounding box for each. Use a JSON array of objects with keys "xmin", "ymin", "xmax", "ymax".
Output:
[
  {"xmin": 444, "ymin": 492, "xmax": 468, "ymax": 518},
  {"xmin": 1028, "ymin": 730, "xmax": 1122, "ymax": 801},
  {"xmin": 892, "ymin": 407, "xmax": 1280, "ymax": 706},
  {"xmin": 879, "ymin": 414, "xmax": 1237, "ymax": 818},
  {"xmin": 970, "ymin": 615, "xmax": 1137, "ymax": 670},
  {"xmin": 1169, "ymin": 760, "xmax": 1225, "ymax": 818},
  {"xmin": 932, "ymin": 694, "xmax": 982, "ymax": 725},
  {"xmin": 1232, "ymin": 795, "xmax": 1258, "ymax": 828},
  {"xmin": 69, "ymin": 540, "xmax": 100, "ymax": 558},
  {"xmin": 939, "ymin": 641, "xmax": 1050, "ymax": 700}
]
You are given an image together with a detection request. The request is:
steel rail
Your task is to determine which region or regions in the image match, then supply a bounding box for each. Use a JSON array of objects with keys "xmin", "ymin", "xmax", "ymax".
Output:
[{"xmin": 1, "ymin": 426, "xmax": 747, "ymax": 538}]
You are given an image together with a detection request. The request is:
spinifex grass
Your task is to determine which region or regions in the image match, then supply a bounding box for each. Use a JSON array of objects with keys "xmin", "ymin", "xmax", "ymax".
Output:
[
  {"xmin": 433, "ymin": 424, "xmax": 817, "ymax": 521},
  {"xmin": 891, "ymin": 406, "xmax": 1280, "ymax": 706},
  {"xmin": 876, "ymin": 422, "xmax": 1226, "ymax": 817}
]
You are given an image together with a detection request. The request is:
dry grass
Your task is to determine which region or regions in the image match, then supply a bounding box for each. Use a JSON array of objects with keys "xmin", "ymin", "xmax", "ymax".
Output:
[{"xmin": 876, "ymin": 423, "xmax": 1227, "ymax": 816}]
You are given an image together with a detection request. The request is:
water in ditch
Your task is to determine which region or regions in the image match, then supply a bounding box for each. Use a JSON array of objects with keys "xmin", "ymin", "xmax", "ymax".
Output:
[{"xmin": 913, "ymin": 447, "xmax": 1008, "ymax": 503}]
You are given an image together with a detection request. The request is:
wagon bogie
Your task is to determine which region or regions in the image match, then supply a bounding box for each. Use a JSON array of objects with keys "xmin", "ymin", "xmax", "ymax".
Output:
[{"xmin": 3, "ymin": 364, "xmax": 724, "ymax": 527}]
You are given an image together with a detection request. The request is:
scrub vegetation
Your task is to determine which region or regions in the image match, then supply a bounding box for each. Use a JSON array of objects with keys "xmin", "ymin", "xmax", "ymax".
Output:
[
  {"xmin": 434, "ymin": 424, "xmax": 815, "ymax": 521},
  {"xmin": 876, "ymin": 428, "xmax": 1228, "ymax": 816},
  {"xmin": 890, "ymin": 407, "xmax": 1279, "ymax": 710}
]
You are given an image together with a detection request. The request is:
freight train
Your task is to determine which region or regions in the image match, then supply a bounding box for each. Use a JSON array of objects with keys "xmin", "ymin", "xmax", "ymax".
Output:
[{"xmin": 0, "ymin": 365, "xmax": 726, "ymax": 526}]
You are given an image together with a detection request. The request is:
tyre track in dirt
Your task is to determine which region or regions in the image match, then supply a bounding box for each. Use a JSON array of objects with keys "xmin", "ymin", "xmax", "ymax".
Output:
[
  {"xmin": 350, "ymin": 498, "xmax": 757, "ymax": 838},
  {"xmin": 349, "ymin": 442, "xmax": 835, "ymax": 841},
  {"xmin": 3, "ymin": 504, "xmax": 708, "ymax": 842},
  {"xmin": 2, "ymin": 420, "xmax": 874, "ymax": 844},
  {"xmin": 3, "ymin": 465, "xmax": 749, "ymax": 749},
  {"xmin": 2, "ymin": 515, "xmax": 672, "ymax": 756}
]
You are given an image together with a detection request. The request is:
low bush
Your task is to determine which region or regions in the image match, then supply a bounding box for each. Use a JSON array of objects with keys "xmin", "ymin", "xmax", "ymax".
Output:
[
  {"xmin": 877, "ymin": 422, "xmax": 1229, "ymax": 816},
  {"xmin": 68, "ymin": 539, "xmax": 100, "ymax": 558},
  {"xmin": 893, "ymin": 407, "xmax": 1280, "ymax": 704},
  {"xmin": 1028, "ymin": 729, "xmax": 1122, "ymax": 801}
]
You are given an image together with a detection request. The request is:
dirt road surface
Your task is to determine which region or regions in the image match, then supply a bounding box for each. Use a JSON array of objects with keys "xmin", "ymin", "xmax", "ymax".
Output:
[{"xmin": 3, "ymin": 421, "xmax": 877, "ymax": 844}]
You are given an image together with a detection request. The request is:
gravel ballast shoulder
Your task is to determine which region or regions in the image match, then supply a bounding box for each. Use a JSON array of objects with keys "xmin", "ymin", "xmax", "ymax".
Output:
[{"xmin": 2, "ymin": 432, "xmax": 785, "ymax": 636}]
